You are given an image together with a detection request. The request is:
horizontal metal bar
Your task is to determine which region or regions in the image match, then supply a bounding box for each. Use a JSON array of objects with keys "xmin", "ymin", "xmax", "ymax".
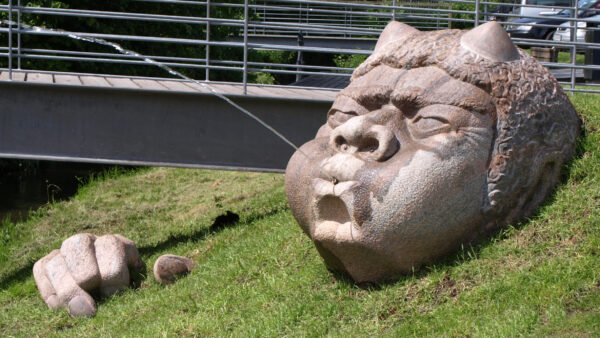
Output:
[
  {"xmin": 541, "ymin": 62, "xmax": 600, "ymax": 70},
  {"xmin": 12, "ymin": 47, "xmax": 354, "ymax": 72},
  {"xmin": 246, "ymin": 42, "xmax": 372, "ymax": 54},
  {"xmin": 246, "ymin": 3, "xmax": 465, "ymax": 17},
  {"xmin": 246, "ymin": 67, "xmax": 350, "ymax": 77},
  {"xmin": 132, "ymin": 0, "xmax": 244, "ymax": 8},
  {"xmin": 11, "ymin": 6, "xmax": 244, "ymax": 27},
  {"xmin": 510, "ymin": 36, "xmax": 600, "ymax": 50},
  {"xmin": 0, "ymin": 28, "xmax": 373, "ymax": 56},
  {"xmin": 5, "ymin": 53, "xmax": 242, "ymax": 72},
  {"xmin": 8, "ymin": 53, "xmax": 355, "ymax": 76},
  {"xmin": 9, "ymin": 51, "xmax": 597, "ymax": 74},
  {"xmin": 0, "ymin": 27, "xmax": 244, "ymax": 47},
  {"xmin": 561, "ymin": 86, "xmax": 600, "ymax": 93}
]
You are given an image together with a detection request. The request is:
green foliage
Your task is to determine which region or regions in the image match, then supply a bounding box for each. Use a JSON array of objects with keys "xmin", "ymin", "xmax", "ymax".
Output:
[
  {"xmin": 334, "ymin": 54, "xmax": 368, "ymax": 69},
  {"xmin": 247, "ymin": 49, "xmax": 297, "ymax": 85},
  {"xmin": 1, "ymin": 0, "xmax": 247, "ymax": 81},
  {"xmin": 250, "ymin": 72, "xmax": 275, "ymax": 85},
  {"xmin": 448, "ymin": 1, "xmax": 476, "ymax": 29}
]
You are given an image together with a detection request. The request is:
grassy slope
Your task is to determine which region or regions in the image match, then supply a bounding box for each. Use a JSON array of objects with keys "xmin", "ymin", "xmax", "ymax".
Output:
[{"xmin": 0, "ymin": 93, "xmax": 599, "ymax": 336}]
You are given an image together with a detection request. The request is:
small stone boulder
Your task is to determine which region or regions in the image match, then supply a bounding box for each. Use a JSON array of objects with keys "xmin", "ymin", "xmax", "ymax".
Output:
[{"xmin": 153, "ymin": 254, "xmax": 196, "ymax": 285}]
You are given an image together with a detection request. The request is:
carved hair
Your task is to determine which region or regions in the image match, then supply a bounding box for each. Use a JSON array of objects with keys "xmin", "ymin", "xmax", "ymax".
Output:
[{"xmin": 351, "ymin": 27, "xmax": 580, "ymax": 230}]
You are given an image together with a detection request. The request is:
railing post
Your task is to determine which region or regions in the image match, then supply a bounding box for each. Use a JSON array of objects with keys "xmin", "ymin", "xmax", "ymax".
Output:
[
  {"xmin": 392, "ymin": 0, "xmax": 396, "ymax": 21},
  {"xmin": 205, "ymin": 0, "xmax": 210, "ymax": 81},
  {"xmin": 296, "ymin": 31, "xmax": 304, "ymax": 82},
  {"xmin": 475, "ymin": 0, "xmax": 480, "ymax": 26},
  {"xmin": 570, "ymin": 0, "xmax": 578, "ymax": 93},
  {"xmin": 243, "ymin": 0, "xmax": 249, "ymax": 95},
  {"xmin": 344, "ymin": 6, "xmax": 347, "ymax": 35},
  {"xmin": 17, "ymin": 0, "xmax": 21, "ymax": 69},
  {"xmin": 8, "ymin": 0, "xmax": 13, "ymax": 79},
  {"xmin": 484, "ymin": 3, "xmax": 488, "ymax": 22}
]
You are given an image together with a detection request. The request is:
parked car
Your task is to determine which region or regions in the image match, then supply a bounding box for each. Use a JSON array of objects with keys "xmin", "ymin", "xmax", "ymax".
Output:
[
  {"xmin": 518, "ymin": 0, "xmax": 571, "ymax": 18},
  {"xmin": 552, "ymin": 14, "xmax": 600, "ymax": 43},
  {"xmin": 489, "ymin": 0, "xmax": 571, "ymax": 22},
  {"xmin": 506, "ymin": 0, "xmax": 600, "ymax": 40}
]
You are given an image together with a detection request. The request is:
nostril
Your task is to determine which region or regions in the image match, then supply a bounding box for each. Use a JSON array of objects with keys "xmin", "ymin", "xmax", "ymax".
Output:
[
  {"xmin": 362, "ymin": 126, "xmax": 399, "ymax": 161},
  {"xmin": 360, "ymin": 138, "xmax": 379, "ymax": 153},
  {"xmin": 334, "ymin": 135, "xmax": 351, "ymax": 152}
]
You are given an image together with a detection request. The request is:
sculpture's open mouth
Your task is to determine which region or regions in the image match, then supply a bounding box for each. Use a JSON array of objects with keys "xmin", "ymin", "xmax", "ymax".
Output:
[{"xmin": 312, "ymin": 178, "xmax": 361, "ymax": 243}]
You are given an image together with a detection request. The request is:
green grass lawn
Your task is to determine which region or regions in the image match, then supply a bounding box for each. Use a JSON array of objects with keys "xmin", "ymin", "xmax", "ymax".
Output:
[
  {"xmin": 557, "ymin": 51, "xmax": 586, "ymax": 64},
  {"xmin": 1, "ymin": 92, "xmax": 599, "ymax": 336},
  {"xmin": 523, "ymin": 48, "xmax": 586, "ymax": 64}
]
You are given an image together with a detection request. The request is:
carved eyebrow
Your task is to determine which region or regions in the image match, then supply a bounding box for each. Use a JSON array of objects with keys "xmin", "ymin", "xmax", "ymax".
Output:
[
  {"xmin": 391, "ymin": 87, "xmax": 494, "ymax": 115},
  {"xmin": 340, "ymin": 85, "xmax": 393, "ymax": 111},
  {"xmin": 329, "ymin": 95, "xmax": 369, "ymax": 116}
]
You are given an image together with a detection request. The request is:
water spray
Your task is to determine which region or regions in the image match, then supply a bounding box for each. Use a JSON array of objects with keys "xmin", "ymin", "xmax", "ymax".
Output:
[{"xmin": 1, "ymin": 20, "xmax": 303, "ymax": 152}]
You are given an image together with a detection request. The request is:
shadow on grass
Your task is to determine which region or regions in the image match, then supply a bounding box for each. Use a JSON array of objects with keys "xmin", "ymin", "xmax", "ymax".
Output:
[
  {"xmin": 136, "ymin": 208, "xmax": 273, "ymax": 257},
  {"xmin": 0, "ymin": 206, "xmax": 276, "ymax": 291},
  {"xmin": 0, "ymin": 263, "xmax": 35, "ymax": 291}
]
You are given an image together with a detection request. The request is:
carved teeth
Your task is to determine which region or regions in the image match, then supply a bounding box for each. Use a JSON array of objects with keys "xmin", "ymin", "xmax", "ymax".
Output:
[{"xmin": 312, "ymin": 178, "xmax": 358, "ymax": 197}]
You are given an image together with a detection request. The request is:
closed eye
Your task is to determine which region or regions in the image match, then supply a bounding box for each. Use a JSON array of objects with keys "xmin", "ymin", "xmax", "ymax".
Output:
[{"xmin": 410, "ymin": 115, "xmax": 451, "ymax": 139}]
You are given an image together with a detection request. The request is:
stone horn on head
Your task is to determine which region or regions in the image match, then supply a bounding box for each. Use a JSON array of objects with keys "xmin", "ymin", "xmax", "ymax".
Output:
[
  {"xmin": 374, "ymin": 21, "xmax": 421, "ymax": 52},
  {"xmin": 460, "ymin": 21, "xmax": 520, "ymax": 62}
]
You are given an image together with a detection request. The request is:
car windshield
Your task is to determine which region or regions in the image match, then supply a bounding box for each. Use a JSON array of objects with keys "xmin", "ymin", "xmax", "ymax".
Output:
[{"xmin": 557, "ymin": 0, "xmax": 598, "ymax": 15}]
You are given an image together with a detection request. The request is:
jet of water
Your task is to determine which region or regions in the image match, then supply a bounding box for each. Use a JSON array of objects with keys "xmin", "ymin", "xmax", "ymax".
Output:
[{"xmin": 1, "ymin": 20, "xmax": 302, "ymax": 152}]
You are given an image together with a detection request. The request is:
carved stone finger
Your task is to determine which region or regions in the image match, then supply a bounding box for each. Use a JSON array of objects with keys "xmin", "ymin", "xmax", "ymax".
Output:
[
  {"xmin": 44, "ymin": 253, "xmax": 96, "ymax": 317},
  {"xmin": 66, "ymin": 294, "xmax": 97, "ymax": 318},
  {"xmin": 114, "ymin": 234, "xmax": 144, "ymax": 270},
  {"xmin": 60, "ymin": 233, "xmax": 101, "ymax": 290},
  {"xmin": 94, "ymin": 234, "xmax": 129, "ymax": 298},
  {"xmin": 32, "ymin": 249, "xmax": 61, "ymax": 309}
]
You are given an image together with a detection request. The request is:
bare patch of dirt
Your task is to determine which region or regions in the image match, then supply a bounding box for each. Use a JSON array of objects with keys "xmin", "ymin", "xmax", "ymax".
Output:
[{"xmin": 433, "ymin": 272, "xmax": 459, "ymax": 302}]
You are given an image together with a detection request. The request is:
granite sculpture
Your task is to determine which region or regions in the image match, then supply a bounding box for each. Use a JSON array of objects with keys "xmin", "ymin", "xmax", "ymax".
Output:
[
  {"xmin": 153, "ymin": 254, "xmax": 196, "ymax": 285},
  {"xmin": 285, "ymin": 21, "xmax": 580, "ymax": 283},
  {"xmin": 33, "ymin": 233, "xmax": 144, "ymax": 317}
]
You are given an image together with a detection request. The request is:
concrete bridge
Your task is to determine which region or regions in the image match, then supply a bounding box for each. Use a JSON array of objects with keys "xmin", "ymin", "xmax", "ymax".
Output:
[{"xmin": 0, "ymin": 70, "xmax": 336, "ymax": 172}]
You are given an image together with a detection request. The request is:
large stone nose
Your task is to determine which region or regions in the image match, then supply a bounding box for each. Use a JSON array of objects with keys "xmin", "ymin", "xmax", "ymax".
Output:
[{"xmin": 329, "ymin": 115, "xmax": 399, "ymax": 161}]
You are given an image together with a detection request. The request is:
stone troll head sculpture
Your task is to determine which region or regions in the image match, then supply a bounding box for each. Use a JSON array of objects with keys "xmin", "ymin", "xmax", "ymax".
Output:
[{"xmin": 285, "ymin": 21, "xmax": 581, "ymax": 283}]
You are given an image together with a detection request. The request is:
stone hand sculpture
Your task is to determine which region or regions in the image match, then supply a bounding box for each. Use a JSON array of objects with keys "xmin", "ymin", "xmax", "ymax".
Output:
[
  {"xmin": 285, "ymin": 21, "xmax": 580, "ymax": 283},
  {"xmin": 33, "ymin": 233, "xmax": 144, "ymax": 317}
]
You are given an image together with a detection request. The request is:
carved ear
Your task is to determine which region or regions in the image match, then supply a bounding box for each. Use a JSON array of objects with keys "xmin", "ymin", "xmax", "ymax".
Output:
[
  {"xmin": 374, "ymin": 21, "xmax": 420, "ymax": 52},
  {"xmin": 461, "ymin": 21, "xmax": 520, "ymax": 62}
]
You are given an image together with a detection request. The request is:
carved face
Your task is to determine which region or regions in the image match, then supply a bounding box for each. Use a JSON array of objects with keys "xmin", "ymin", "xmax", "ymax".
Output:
[
  {"xmin": 285, "ymin": 64, "xmax": 494, "ymax": 282},
  {"xmin": 286, "ymin": 21, "xmax": 579, "ymax": 283}
]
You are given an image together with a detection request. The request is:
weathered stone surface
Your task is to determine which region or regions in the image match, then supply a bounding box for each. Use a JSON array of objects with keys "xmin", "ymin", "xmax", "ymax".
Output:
[
  {"xmin": 33, "ymin": 233, "xmax": 144, "ymax": 317},
  {"xmin": 285, "ymin": 21, "xmax": 581, "ymax": 283},
  {"xmin": 153, "ymin": 254, "xmax": 196, "ymax": 285}
]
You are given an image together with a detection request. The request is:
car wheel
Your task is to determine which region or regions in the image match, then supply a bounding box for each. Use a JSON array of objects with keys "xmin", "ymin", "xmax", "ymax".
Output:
[{"xmin": 545, "ymin": 30, "xmax": 556, "ymax": 40}]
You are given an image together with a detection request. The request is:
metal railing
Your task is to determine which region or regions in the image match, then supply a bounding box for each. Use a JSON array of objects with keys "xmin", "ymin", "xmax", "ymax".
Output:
[{"xmin": 1, "ymin": 0, "xmax": 600, "ymax": 93}]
